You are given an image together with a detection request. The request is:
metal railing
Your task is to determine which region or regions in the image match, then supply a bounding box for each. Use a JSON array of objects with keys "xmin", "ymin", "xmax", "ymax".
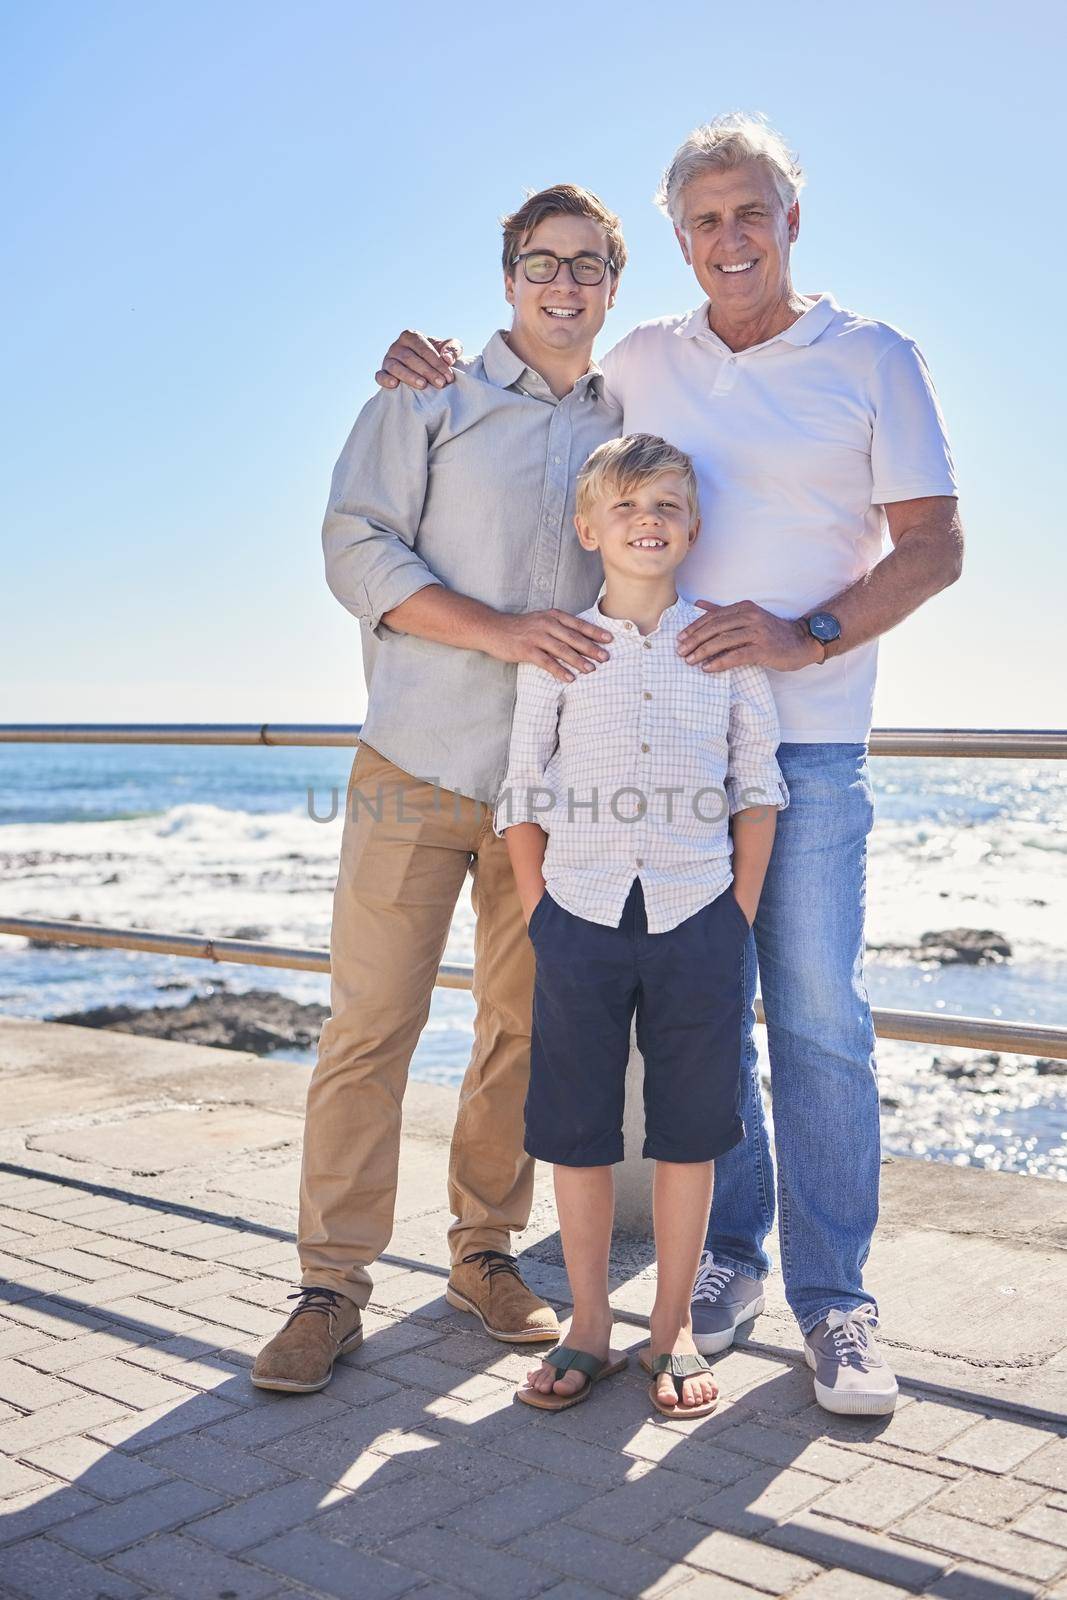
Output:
[{"xmin": 1, "ymin": 724, "xmax": 1064, "ymax": 1062}]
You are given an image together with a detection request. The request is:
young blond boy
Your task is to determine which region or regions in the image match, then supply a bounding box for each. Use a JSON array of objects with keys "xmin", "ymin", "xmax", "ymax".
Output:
[{"xmin": 494, "ymin": 434, "xmax": 788, "ymax": 1416}]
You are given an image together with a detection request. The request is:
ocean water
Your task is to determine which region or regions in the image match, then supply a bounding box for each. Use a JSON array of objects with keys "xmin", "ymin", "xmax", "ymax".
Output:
[{"xmin": 1, "ymin": 744, "xmax": 1064, "ymax": 1179}]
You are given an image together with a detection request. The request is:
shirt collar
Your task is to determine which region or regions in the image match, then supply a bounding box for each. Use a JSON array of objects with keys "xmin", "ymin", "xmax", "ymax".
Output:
[
  {"xmin": 480, "ymin": 330, "xmax": 604, "ymax": 400},
  {"xmin": 592, "ymin": 592, "xmax": 691, "ymax": 638},
  {"xmin": 673, "ymin": 291, "xmax": 839, "ymax": 352}
]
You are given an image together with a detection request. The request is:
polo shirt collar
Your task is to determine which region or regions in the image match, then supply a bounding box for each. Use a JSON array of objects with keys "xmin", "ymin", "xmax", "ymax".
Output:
[
  {"xmin": 673, "ymin": 291, "xmax": 839, "ymax": 352},
  {"xmin": 480, "ymin": 330, "xmax": 604, "ymax": 399}
]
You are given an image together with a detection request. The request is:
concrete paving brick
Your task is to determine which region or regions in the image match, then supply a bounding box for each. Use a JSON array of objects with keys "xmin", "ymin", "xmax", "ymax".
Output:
[
  {"xmin": 0, "ymin": 1357, "xmax": 88, "ymax": 1409},
  {"xmin": 0, "ymin": 1292, "xmax": 110, "ymax": 1344},
  {"xmin": 253, "ymin": 1528, "xmax": 423, "ymax": 1600},
  {"xmin": 137, "ymin": 1269, "xmax": 251, "ymax": 1308},
  {"xmin": 929, "ymin": 1473, "xmax": 1044, "ymax": 1525},
  {"xmin": 565, "ymin": 1463, "xmax": 708, "ymax": 1542},
  {"xmin": 638, "ymin": 1517, "xmax": 821, "ymax": 1593},
  {"xmin": 19, "ymin": 1435, "xmax": 170, "ymax": 1499},
  {"xmin": 509, "ymin": 1521, "xmax": 676, "ymax": 1597},
  {"xmin": 342, "ymin": 1315, "xmax": 445, "ymax": 1366},
  {"xmin": 791, "ymin": 1573, "xmax": 911, "ymax": 1599},
  {"xmin": 452, "ymin": 1471, "xmax": 600, "ymax": 1545},
  {"xmin": 374, "ymin": 1350, "xmax": 511, "ymax": 1403},
  {"xmin": 942, "ymin": 1419, "xmax": 1057, "ymax": 1475},
  {"xmin": 0, "ymin": 1457, "xmax": 52, "ymax": 1499},
  {"xmin": 27, "ymin": 1247, "xmax": 140, "ymax": 1280},
  {"xmin": 140, "ymin": 1432, "xmax": 295, "ymax": 1496},
  {"xmin": 373, "ymin": 1433, "xmax": 530, "ymax": 1494},
  {"xmin": 61, "ymin": 1354, "xmax": 196, "ymax": 1408},
  {"xmin": 892, "ymin": 1508, "xmax": 1067, "ymax": 1582},
  {"xmin": 488, "ymin": 1425, "xmax": 635, "ymax": 1487},
  {"xmin": 0, "ymin": 1322, "xmax": 57, "ymax": 1360},
  {"xmin": 83, "ymin": 1271, "xmax": 176, "ymax": 1304},
  {"xmin": 53, "ymin": 1478, "xmax": 224, "ymax": 1558},
  {"xmin": 88, "ymin": 1389, "xmax": 239, "ymax": 1450},
  {"xmin": 713, "ymin": 1420, "xmax": 861, "ymax": 1482},
  {"xmin": 186, "ymin": 1478, "xmax": 352, "ymax": 1552},
  {"xmin": 620, "ymin": 1421, "xmax": 757, "ymax": 1488},
  {"xmin": 0, "ymin": 1533, "xmax": 147, "ymax": 1599},
  {"xmin": 763, "ymin": 1511, "xmax": 950, "ymax": 1590},
  {"xmin": 688, "ymin": 1464, "xmax": 828, "ymax": 1536},
  {"xmin": 18, "ymin": 1328, "xmax": 151, "ymax": 1372},
  {"xmin": 200, "ymin": 1390, "xmax": 347, "ymax": 1450},
  {"xmin": 0, "ymin": 1483, "xmax": 101, "ymax": 1546},
  {"xmin": 315, "ymin": 1470, "xmax": 474, "ymax": 1547},
  {"xmin": 1016, "ymin": 1436, "xmax": 1067, "ymax": 1492},
  {"xmin": 383, "ymin": 1525, "xmax": 548, "ymax": 1600},
  {"xmin": 179, "ymin": 1294, "xmax": 282, "ymax": 1334},
  {"xmin": 255, "ymin": 1391, "xmax": 441, "ymax": 1478},
  {"xmin": 0, "ymin": 1391, "xmax": 133, "ymax": 1453},
  {"xmin": 97, "ymin": 1297, "xmax": 200, "ymax": 1336},
  {"xmin": 811, "ymin": 1459, "xmax": 946, "ymax": 1530},
  {"xmin": 926, "ymin": 1565, "xmax": 1042, "ymax": 1598},
  {"xmin": 109, "ymin": 1530, "xmax": 281, "ymax": 1597},
  {"xmin": 1010, "ymin": 1500, "xmax": 1067, "ymax": 1547}
]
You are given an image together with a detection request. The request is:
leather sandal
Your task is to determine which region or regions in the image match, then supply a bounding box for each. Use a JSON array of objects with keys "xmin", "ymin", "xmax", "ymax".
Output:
[
  {"xmin": 516, "ymin": 1344, "xmax": 628, "ymax": 1412},
  {"xmin": 640, "ymin": 1347, "xmax": 719, "ymax": 1418}
]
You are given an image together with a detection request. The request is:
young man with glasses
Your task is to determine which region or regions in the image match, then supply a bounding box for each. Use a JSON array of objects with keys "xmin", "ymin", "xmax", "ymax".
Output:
[{"xmin": 252, "ymin": 186, "xmax": 626, "ymax": 1394}]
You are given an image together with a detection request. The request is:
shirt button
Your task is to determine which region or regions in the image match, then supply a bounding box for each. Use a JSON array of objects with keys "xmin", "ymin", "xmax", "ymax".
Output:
[
  {"xmin": 635, "ymin": 858, "xmax": 644, "ymax": 868},
  {"xmin": 535, "ymin": 576, "xmax": 548, "ymax": 588},
  {"xmin": 624, "ymin": 621, "xmax": 633, "ymax": 630},
  {"xmin": 641, "ymin": 743, "xmax": 650, "ymax": 753},
  {"xmin": 643, "ymin": 640, "xmax": 652, "ymax": 650},
  {"xmin": 643, "ymin": 690, "xmax": 652, "ymax": 700},
  {"xmin": 553, "ymin": 455, "xmax": 561, "ymax": 464}
]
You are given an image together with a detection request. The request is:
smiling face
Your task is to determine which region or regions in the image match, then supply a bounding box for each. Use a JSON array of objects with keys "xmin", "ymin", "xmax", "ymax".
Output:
[
  {"xmin": 505, "ymin": 213, "xmax": 617, "ymax": 365},
  {"xmin": 674, "ymin": 159, "xmax": 798, "ymax": 326},
  {"xmin": 576, "ymin": 469, "xmax": 698, "ymax": 580}
]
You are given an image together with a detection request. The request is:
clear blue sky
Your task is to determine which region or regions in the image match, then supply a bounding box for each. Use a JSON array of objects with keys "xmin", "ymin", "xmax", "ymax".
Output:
[{"xmin": 4, "ymin": 0, "xmax": 1063, "ymax": 729}]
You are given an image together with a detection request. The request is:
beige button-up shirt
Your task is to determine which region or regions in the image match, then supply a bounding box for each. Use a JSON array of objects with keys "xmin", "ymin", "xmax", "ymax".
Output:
[
  {"xmin": 494, "ymin": 595, "xmax": 789, "ymax": 933},
  {"xmin": 322, "ymin": 332, "xmax": 622, "ymax": 802}
]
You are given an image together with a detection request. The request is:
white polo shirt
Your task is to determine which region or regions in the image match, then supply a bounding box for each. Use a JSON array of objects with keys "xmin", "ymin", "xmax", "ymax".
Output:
[{"xmin": 600, "ymin": 293, "xmax": 958, "ymax": 743}]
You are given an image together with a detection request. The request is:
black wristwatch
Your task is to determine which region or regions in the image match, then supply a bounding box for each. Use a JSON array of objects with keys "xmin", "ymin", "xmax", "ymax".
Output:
[{"xmin": 803, "ymin": 611, "xmax": 842, "ymax": 664}]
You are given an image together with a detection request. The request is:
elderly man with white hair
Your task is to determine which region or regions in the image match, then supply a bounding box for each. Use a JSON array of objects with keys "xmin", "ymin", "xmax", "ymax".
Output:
[{"xmin": 375, "ymin": 114, "xmax": 962, "ymax": 1415}]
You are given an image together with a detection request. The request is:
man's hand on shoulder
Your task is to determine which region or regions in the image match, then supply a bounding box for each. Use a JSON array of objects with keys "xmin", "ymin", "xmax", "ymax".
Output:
[
  {"xmin": 678, "ymin": 599, "xmax": 822, "ymax": 672},
  {"xmin": 489, "ymin": 610, "xmax": 613, "ymax": 685},
  {"xmin": 375, "ymin": 331, "xmax": 463, "ymax": 392}
]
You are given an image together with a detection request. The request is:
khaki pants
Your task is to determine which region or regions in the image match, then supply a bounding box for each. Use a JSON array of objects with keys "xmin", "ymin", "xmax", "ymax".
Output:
[{"xmin": 297, "ymin": 742, "xmax": 536, "ymax": 1306}]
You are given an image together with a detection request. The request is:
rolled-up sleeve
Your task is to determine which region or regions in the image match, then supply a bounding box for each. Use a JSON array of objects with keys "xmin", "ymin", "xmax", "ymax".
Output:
[
  {"xmin": 322, "ymin": 386, "xmax": 444, "ymax": 640},
  {"xmin": 725, "ymin": 666, "xmax": 789, "ymax": 816},
  {"xmin": 493, "ymin": 665, "xmax": 564, "ymax": 836},
  {"xmin": 869, "ymin": 339, "xmax": 958, "ymax": 506}
]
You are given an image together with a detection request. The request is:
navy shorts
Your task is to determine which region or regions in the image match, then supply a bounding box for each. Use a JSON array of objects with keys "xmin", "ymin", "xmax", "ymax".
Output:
[{"xmin": 525, "ymin": 878, "xmax": 748, "ymax": 1167}]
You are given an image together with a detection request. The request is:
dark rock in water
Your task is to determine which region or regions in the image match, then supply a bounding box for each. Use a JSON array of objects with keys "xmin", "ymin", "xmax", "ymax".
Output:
[
  {"xmin": 918, "ymin": 929, "xmax": 1012, "ymax": 965},
  {"xmin": 26, "ymin": 913, "xmax": 85, "ymax": 950},
  {"xmin": 1035, "ymin": 1057, "xmax": 1067, "ymax": 1077},
  {"xmin": 51, "ymin": 988, "xmax": 328, "ymax": 1056}
]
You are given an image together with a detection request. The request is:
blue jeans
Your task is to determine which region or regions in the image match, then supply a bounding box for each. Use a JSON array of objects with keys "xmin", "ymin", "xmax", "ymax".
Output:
[{"xmin": 706, "ymin": 742, "xmax": 880, "ymax": 1334}]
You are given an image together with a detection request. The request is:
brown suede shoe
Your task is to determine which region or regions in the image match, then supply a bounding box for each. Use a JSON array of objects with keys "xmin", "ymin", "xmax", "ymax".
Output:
[
  {"xmin": 446, "ymin": 1250, "xmax": 559, "ymax": 1344},
  {"xmin": 251, "ymin": 1287, "xmax": 363, "ymax": 1392}
]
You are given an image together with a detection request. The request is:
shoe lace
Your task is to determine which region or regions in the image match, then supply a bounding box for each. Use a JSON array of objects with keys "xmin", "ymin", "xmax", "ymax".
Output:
[
  {"xmin": 461, "ymin": 1249, "xmax": 522, "ymax": 1286},
  {"xmin": 284, "ymin": 1287, "xmax": 343, "ymax": 1329},
  {"xmin": 692, "ymin": 1252, "xmax": 735, "ymax": 1306},
  {"xmin": 825, "ymin": 1303, "xmax": 880, "ymax": 1366}
]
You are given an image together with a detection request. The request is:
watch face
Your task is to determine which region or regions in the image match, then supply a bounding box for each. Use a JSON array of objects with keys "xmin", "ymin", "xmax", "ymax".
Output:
[{"xmin": 809, "ymin": 611, "xmax": 842, "ymax": 643}]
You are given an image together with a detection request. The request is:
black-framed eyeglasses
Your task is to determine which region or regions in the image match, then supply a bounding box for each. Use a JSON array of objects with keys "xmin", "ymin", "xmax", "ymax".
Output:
[{"xmin": 510, "ymin": 250, "xmax": 610, "ymax": 286}]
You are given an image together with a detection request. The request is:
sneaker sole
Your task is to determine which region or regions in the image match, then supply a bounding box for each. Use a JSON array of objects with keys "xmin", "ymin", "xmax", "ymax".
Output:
[
  {"xmin": 804, "ymin": 1345, "xmax": 898, "ymax": 1414},
  {"xmin": 250, "ymin": 1327, "xmax": 364, "ymax": 1393},
  {"xmin": 693, "ymin": 1295, "xmax": 765, "ymax": 1356},
  {"xmin": 444, "ymin": 1287, "xmax": 558, "ymax": 1344}
]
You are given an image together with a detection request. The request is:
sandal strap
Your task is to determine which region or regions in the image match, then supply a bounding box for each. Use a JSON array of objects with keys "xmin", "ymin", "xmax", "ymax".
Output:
[
  {"xmin": 545, "ymin": 1345, "xmax": 607, "ymax": 1380},
  {"xmin": 650, "ymin": 1352, "xmax": 714, "ymax": 1383}
]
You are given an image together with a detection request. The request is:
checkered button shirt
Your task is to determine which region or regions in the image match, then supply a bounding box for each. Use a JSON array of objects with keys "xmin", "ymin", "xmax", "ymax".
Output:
[{"xmin": 493, "ymin": 594, "xmax": 789, "ymax": 933}]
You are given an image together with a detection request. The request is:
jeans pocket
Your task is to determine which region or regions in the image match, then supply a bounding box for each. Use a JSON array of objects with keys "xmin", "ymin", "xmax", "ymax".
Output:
[
  {"xmin": 527, "ymin": 890, "xmax": 551, "ymax": 941},
  {"xmin": 727, "ymin": 887, "xmax": 752, "ymax": 936}
]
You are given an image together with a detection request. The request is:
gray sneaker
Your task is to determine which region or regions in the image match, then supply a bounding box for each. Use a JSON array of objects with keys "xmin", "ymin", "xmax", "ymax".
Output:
[
  {"xmin": 690, "ymin": 1251, "xmax": 765, "ymax": 1355},
  {"xmin": 803, "ymin": 1303, "xmax": 898, "ymax": 1415}
]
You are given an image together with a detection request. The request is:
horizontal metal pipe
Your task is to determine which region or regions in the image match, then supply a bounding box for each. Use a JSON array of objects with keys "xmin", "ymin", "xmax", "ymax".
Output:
[
  {"xmin": 3, "ymin": 916, "xmax": 1063, "ymax": 1061},
  {"xmin": 1, "ymin": 725, "xmax": 1065, "ymax": 758}
]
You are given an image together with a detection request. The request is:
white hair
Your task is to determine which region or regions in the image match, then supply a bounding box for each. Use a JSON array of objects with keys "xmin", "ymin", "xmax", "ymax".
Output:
[{"xmin": 655, "ymin": 113, "xmax": 805, "ymax": 226}]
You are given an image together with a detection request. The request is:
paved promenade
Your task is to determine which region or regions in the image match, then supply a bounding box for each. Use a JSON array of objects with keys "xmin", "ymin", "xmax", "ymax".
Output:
[{"xmin": 1, "ymin": 1013, "xmax": 1067, "ymax": 1600}]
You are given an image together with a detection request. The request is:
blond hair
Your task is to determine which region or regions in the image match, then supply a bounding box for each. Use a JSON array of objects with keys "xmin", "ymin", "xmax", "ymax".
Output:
[
  {"xmin": 576, "ymin": 434, "xmax": 699, "ymax": 525},
  {"xmin": 655, "ymin": 112, "xmax": 805, "ymax": 225},
  {"xmin": 501, "ymin": 183, "xmax": 627, "ymax": 278}
]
